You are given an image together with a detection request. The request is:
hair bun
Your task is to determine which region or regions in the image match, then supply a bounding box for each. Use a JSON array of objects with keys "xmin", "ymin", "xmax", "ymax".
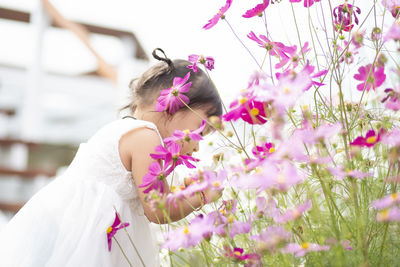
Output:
[{"xmin": 152, "ymin": 48, "xmax": 174, "ymax": 71}]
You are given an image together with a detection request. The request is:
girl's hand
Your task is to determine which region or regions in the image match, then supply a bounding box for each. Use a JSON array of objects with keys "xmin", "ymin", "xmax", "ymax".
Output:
[{"xmin": 202, "ymin": 187, "xmax": 223, "ymax": 204}]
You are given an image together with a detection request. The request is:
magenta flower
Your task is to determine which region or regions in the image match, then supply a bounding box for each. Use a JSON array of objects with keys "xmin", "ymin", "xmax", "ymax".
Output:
[
  {"xmin": 138, "ymin": 161, "xmax": 172, "ymax": 194},
  {"xmin": 252, "ymin": 141, "xmax": 275, "ymax": 159},
  {"xmin": 274, "ymin": 200, "xmax": 312, "ymax": 224},
  {"xmin": 225, "ymin": 247, "xmax": 261, "ymax": 264},
  {"xmin": 384, "ymin": 20, "xmax": 400, "ymax": 42},
  {"xmin": 376, "ymin": 207, "xmax": 400, "ymax": 222},
  {"xmin": 327, "ymin": 166, "xmax": 373, "ymax": 180},
  {"xmin": 333, "ymin": 3, "xmax": 361, "ymax": 33},
  {"xmin": 203, "ymin": 0, "xmax": 233, "ymax": 30},
  {"xmin": 187, "ymin": 54, "xmax": 215, "ymax": 72},
  {"xmin": 281, "ymin": 242, "xmax": 330, "ymax": 257},
  {"xmin": 243, "ymin": 0, "xmax": 270, "ymax": 18},
  {"xmin": 106, "ymin": 212, "xmax": 130, "ymax": 251},
  {"xmin": 223, "ymin": 91, "xmax": 268, "ymax": 125},
  {"xmin": 289, "ymin": 0, "xmax": 320, "ymax": 8},
  {"xmin": 350, "ymin": 129, "xmax": 384, "ymax": 147},
  {"xmin": 353, "ymin": 64, "xmax": 386, "ymax": 92},
  {"xmin": 155, "ymin": 72, "xmax": 192, "ymax": 114},
  {"xmin": 150, "ymin": 142, "xmax": 199, "ymax": 169},
  {"xmin": 276, "ymin": 42, "xmax": 311, "ymax": 70},
  {"xmin": 371, "ymin": 192, "xmax": 400, "ymax": 210},
  {"xmin": 381, "ymin": 0, "xmax": 400, "ymax": 18},
  {"xmin": 164, "ymin": 120, "xmax": 206, "ymax": 145},
  {"xmin": 162, "ymin": 214, "xmax": 215, "ymax": 250}
]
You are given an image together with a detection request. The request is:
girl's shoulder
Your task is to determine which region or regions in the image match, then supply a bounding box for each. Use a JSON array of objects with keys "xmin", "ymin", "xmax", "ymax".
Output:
[{"xmin": 115, "ymin": 118, "xmax": 163, "ymax": 172}]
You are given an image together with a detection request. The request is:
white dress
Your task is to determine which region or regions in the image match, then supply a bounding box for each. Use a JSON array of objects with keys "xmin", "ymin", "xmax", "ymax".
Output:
[{"xmin": 0, "ymin": 118, "xmax": 161, "ymax": 267}]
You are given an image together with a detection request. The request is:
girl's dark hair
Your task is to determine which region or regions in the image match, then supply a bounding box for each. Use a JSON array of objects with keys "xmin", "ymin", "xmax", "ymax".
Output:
[{"xmin": 122, "ymin": 48, "xmax": 223, "ymax": 118}]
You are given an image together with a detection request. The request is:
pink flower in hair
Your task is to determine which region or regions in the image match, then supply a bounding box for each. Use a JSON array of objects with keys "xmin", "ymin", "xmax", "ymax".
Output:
[
  {"xmin": 203, "ymin": 0, "xmax": 232, "ymax": 30},
  {"xmin": 242, "ymin": 0, "xmax": 270, "ymax": 18},
  {"xmin": 155, "ymin": 72, "xmax": 191, "ymax": 114},
  {"xmin": 354, "ymin": 64, "xmax": 386, "ymax": 92},
  {"xmin": 290, "ymin": 0, "xmax": 320, "ymax": 7},
  {"xmin": 187, "ymin": 54, "xmax": 215, "ymax": 72}
]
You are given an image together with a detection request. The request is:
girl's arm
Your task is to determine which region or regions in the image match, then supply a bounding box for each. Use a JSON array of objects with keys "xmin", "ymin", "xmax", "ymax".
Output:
[{"xmin": 120, "ymin": 127, "xmax": 219, "ymax": 224}]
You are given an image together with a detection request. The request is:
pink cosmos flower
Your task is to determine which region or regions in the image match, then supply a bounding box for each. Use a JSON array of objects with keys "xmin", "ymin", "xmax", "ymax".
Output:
[
  {"xmin": 335, "ymin": 41, "xmax": 359, "ymax": 65},
  {"xmin": 281, "ymin": 242, "xmax": 330, "ymax": 257},
  {"xmin": 382, "ymin": 128, "xmax": 400, "ymax": 147},
  {"xmin": 138, "ymin": 161, "xmax": 172, "ymax": 194},
  {"xmin": 225, "ymin": 247, "xmax": 261, "ymax": 264},
  {"xmin": 162, "ymin": 214, "xmax": 215, "ymax": 250},
  {"xmin": 203, "ymin": 0, "xmax": 233, "ymax": 30},
  {"xmin": 290, "ymin": 0, "xmax": 320, "ymax": 7},
  {"xmin": 296, "ymin": 120, "xmax": 342, "ymax": 145},
  {"xmin": 155, "ymin": 72, "xmax": 192, "ymax": 114},
  {"xmin": 275, "ymin": 42, "xmax": 311, "ymax": 70},
  {"xmin": 150, "ymin": 142, "xmax": 199, "ymax": 169},
  {"xmin": 353, "ymin": 64, "xmax": 386, "ymax": 92},
  {"xmin": 382, "ymin": 87, "xmax": 400, "ymax": 111},
  {"xmin": 274, "ymin": 200, "xmax": 312, "ymax": 224},
  {"xmin": 384, "ymin": 20, "xmax": 400, "ymax": 42},
  {"xmin": 187, "ymin": 54, "xmax": 215, "ymax": 72},
  {"xmin": 243, "ymin": 0, "xmax": 270, "ymax": 18},
  {"xmin": 252, "ymin": 141, "xmax": 275, "ymax": 159},
  {"xmin": 381, "ymin": 0, "xmax": 400, "ymax": 18},
  {"xmin": 333, "ymin": 3, "xmax": 361, "ymax": 33},
  {"xmin": 371, "ymin": 192, "xmax": 400, "ymax": 210},
  {"xmin": 376, "ymin": 207, "xmax": 400, "ymax": 222},
  {"xmin": 247, "ymin": 31, "xmax": 297, "ymax": 68},
  {"xmin": 327, "ymin": 166, "xmax": 373, "ymax": 180},
  {"xmin": 250, "ymin": 226, "xmax": 291, "ymax": 252},
  {"xmin": 255, "ymin": 196, "xmax": 280, "ymax": 218},
  {"xmin": 223, "ymin": 91, "xmax": 268, "ymax": 125},
  {"xmin": 350, "ymin": 129, "xmax": 384, "ymax": 147},
  {"xmin": 106, "ymin": 212, "xmax": 130, "ymax": 251},
  {"xmin": 164, "ymin": 120, "xmax": 206, "ymax": 145}
]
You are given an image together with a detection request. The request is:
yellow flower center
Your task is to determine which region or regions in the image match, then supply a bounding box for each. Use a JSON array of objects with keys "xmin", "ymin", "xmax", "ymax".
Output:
[
  {"xmin": 233, "ymin": 250, "xmax": 242, "ymax": 257},
  {"xmin": 379, "ymin": 210, "xmax": 389, "ymax": 221},
  {"xmin": 283, "ymin": 87, "xmax": 291, "ymax": 94},
  {"xmin": 183, "ymin": 227, "xmax": 190, "ymax": 235},
  {"xmin": 219, "ymin": 208, "xmax": 226, "ymax": 215},
  {"xmin": 254, "ymin": 166, "xmax": 263, "ymax": 173},
  {"xmin": 269, "ymin": 147, "xmax": 275, "ymax": 153},
  {"xmin": 171, "ymin": 185, "xmax": 178, "ymax": 192},
  {"xmin": 250, "ymin": 108, "xmax": 260, "ymax": 116},
  {"xmin": 183, "ymin": 129, "xmax": 191, "ymax": 135},
  {"xmin": 277, "ymin": 174, "xmax": 286, "ymax": 184},
  {"xmin": 107, "ymin": 226, "xmax": 113, "ymax": 234},
  {"xmin": 213, "ymin": 181, "xmax": 221, "ymax": 187},
  {"xmin": 293, "ymin": 209, "xmax": 301, "ymax": 218},
  {"xmin": 301, "ymin": 242, "xmax": 310, "ymax": 249},
  {"xmin": 391, "ymin": 193, "xmax": 398, "ymax": 200},
  {"xmin": 366, "ymin": 136, "xmax": 377, "ymax": 144},
  {"xmin": 239, "ymin": 97, "xmax": 247, "ymax": 104},
  {"xmin": 227, "ymin": 214, "xmax": 235, "ymax": 223}
]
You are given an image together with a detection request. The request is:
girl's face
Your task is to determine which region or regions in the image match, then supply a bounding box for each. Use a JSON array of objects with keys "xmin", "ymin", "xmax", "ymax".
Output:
[{"xmin": 164, "ymin": 108, "xmax": 213, "ymax": 156}]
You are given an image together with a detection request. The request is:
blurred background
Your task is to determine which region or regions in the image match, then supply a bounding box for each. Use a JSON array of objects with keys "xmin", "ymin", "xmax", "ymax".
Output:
[
  {"xmin": 0, "ymin": 0, "xmax": 380, "ymax": 229},
  {"xmin": 0, "ymin": 0, "xmax": 264, "ymax": 227}
]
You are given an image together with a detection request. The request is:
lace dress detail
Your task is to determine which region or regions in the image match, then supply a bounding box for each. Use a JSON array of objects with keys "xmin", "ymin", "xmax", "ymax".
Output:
[{"xmin": 0, "ymin": 118, "xmax": 162, "ymax": 267}]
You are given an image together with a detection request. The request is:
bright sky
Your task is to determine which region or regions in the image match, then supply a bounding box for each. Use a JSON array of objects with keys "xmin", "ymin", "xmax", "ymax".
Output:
[{"xmin": 0, "ymin": 0, "xmax": 388, "ymax": 102}]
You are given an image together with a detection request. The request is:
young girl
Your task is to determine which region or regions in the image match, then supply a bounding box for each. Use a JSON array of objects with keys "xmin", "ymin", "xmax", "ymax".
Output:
[{"xmin": 0, "ymin": 49, "xmax": 223, "ymax": 267}]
